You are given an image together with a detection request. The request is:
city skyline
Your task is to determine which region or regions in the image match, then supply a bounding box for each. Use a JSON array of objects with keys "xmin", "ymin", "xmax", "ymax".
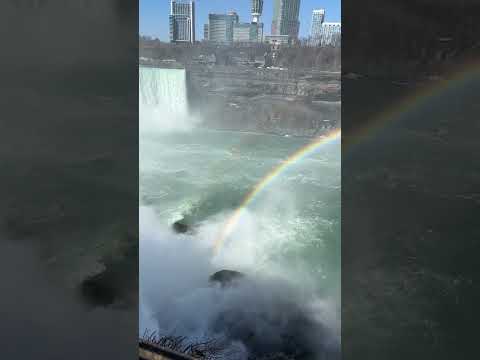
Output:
[{"xmin": 140, "ymin": 0, "xmax": 340, "ymax": 41}]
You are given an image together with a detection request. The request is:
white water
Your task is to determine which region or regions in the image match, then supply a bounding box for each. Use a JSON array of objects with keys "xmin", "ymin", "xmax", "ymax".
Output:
[
  {"xmin": 139, "ymin": 67, "xmax": 198, "ymax": 133},
  {"xmin": 139, "ymin": 68, "xmax": 341, "ymax": 359}
]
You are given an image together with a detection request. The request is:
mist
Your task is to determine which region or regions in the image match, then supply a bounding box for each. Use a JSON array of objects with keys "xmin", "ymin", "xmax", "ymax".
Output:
[
  {"xmin": 139, "ymin": 67, "xmax": 201, "ymax": 133},
  {"xmin": 140, "ymin": 200, "xmax": 340, "ymax": 359},
  {"xmin": 139, "ymin": 104, "xmax": 201, "ymax": 134}
]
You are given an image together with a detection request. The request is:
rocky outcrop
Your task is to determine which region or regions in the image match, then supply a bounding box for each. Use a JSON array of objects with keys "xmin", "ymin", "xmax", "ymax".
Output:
[
  {"xmin": 172, "ymin": 220, "xmax": 190, "ymax": 234},
  {"xmin": 209, "ymin": 269, "xmax": 245, "ymax": 287},
  {"xmin": 186, "ymin": 65, "xmax": 340, "ymax": 137},
  {"xmin": 79, "ymin": 232, "xmax": 138, "ymax": 307}
]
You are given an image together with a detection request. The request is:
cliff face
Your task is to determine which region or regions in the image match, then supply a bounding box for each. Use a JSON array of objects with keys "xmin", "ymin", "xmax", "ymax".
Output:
[{"xmin": 186, "ymin": 65, "xmax": 340, "ymax": 137}]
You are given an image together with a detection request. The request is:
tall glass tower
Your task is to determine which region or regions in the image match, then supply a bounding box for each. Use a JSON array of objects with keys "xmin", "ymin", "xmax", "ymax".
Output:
[
  {"xmin": 310, "ymin": 8, "xmax": 325, "ymax": 38},
  {"xmin": 207, "ymin": 12, "xmax": 239, "ymax": 44},
  {"xmin": 271, "ymin": 0, "xmax": 301, "ymax": 40},
  {"xmin": 169, "ymin": 0, "xmax": 195, "ymax": 43}
]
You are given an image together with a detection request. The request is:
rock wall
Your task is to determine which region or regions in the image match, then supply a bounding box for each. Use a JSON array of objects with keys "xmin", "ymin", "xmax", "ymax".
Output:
[{"xmin": 186, "ymin": 65, "xmax": 341, "ymax": 137}]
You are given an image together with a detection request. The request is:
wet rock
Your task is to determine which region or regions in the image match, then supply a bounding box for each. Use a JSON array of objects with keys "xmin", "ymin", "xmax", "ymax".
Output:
[
  {"xmin": 79, "ymin": 232, "xmax": 138, "ymax": 308},
  {"xmin": 209, "ymin": 269, "xmax": 245, "ymax": 287},
  {"xmin": 172, "ymin": 220, "xmax": 189, "ymax": 234},
  {"xmin": 80, "ymin": 271, "xmax": 116, "ymax": 307}
]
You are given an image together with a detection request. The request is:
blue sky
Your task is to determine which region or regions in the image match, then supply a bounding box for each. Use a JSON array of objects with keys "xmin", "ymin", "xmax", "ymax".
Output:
[{"xmin": 140, "ymin": 0, "xmax": 341, "ymax": 41}]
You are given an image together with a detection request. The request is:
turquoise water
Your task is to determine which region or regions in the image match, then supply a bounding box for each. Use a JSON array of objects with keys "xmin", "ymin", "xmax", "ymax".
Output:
[
  {"xmin": 140, "ymin": 128, "xmax": 340, "ymax": 299},
  {"xmin": 139, "ymin": 68, "xmax": 340, "ymax": 355}
]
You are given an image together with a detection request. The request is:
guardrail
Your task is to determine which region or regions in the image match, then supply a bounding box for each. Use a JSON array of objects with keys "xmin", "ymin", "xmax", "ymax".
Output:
[{"xmin": 139, "ymin": 340, "xmax": 197, "ymax": 360}]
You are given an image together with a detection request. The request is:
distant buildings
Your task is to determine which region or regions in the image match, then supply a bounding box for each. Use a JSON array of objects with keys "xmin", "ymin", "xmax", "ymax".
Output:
[
  {"xmin": 309, "ymin": 9, "xmax": 341, "ymax": 47},
  {"xmin": 166, "ymin": 0, "xmax": 339, "ymax": 47},
  {"xmin": 310, "ymin": 9, "xmax": 325, "ymax": 38},
  {"xmin": 203, "ymin": 23, "xmax": 209, "ymax": 41},
  {"xmin": 169, "ymin": 0, "xmax": 195, "ymax": 43},
  {"xmin": 233, "ymin": 23, "xmax": 263, "ymax": 43},
  {"xmin": 271, "ymin": 0, "xmax": 301, "ymax": 41},
  {"xmin": 251, "ymin": 0, "xmax": 263, "ymax": 24},
  {"xmin": 264, "ymin": 34, "xmax": 290, "ymax": 46},
  {"xmin": 205, "ymin": 8, "xmax": 263, "ymax": 44},
  {"xmin": 205, "ymin": 12, "xmax": 239, "ymax": 44},
  {"xmin": 320, "ymin": 22, "xmax": 341, "ymax": 46},
  {"xmin": 233, "ymin": 23, "xmax": 252, "ymax": 43},
  {"xmin": 250, "ymin": 0, "xmax": 264, "ymax": 43},
  {"xmin": 233, "ymin": 23, "xmax": 254, "ymax": 43},
  {"xmin": 255, "ymin": 23, "xmax": 264, "ymax": 42}
]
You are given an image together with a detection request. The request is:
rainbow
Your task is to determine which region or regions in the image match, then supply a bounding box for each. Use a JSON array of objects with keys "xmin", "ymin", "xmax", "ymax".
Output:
[
  {"xmin": 343, "ymin": 60, "xmax": 480, "ymax": 152},
  {"xmin": 213, "ymin": 59, "xmax": 479, "ymax": 254},
  {"xmin": 213, "ymin": 128, "xmax": 341, "ymax": 254}
]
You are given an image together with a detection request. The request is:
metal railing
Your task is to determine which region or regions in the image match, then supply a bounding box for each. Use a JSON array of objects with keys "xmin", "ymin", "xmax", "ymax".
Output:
[{"xmin": 139, "ymin": 340, "xmax": 198, "ymax": 360}]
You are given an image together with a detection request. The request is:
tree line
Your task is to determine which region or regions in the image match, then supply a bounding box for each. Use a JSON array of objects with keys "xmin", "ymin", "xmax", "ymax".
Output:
[{"xmin": 139, "ymin": 36, "xmax": 340, "ymax": 71}]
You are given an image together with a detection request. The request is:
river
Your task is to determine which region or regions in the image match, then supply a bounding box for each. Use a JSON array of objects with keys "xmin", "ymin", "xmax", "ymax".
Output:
[{"xmin": 139, "ymin": 67, "xmax": 340, "ymax": 359}]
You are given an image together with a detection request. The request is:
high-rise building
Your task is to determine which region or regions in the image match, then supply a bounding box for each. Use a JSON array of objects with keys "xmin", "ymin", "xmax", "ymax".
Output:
[
  {"xmin": 271, "ymin": 0, "xmax": 301, "ymax": 40},
  {"xmin": 233, "ymin": 23, "xmax": 255, "ymax": 43},
  {"xmin": 320, "ymin": 22, "xmax": 341, "ymax": 46},
  {"xmin": 233, "ymin": 22, "xmax": 263, "ymax": 43},
  {"xmin": 310, "ymin": 9, "xmax": 325, "ymax": 38},
  {"xmin": 203, "ymin": 23, "xmax": 209, "ymax": 41},
  {"xmin": 251, "ymin": 0, "xmax": 263, "ymax": 24},
  {"xmin": 207, "ymin": 12, "xmax": 239, "ymax": 44},
  {"xmin": 228, "ymin": 11, "xmax": 240, "ymax": 27},
  {"xmin": 265, "ymin": 34, "xmax": 290, "ymax": 46},
  {"xmin": 169, "ymin": 0, "xmax": 195, "ymax": 43},
  {"xmin": 256, "ymin": 22, "xmax": 264, "ymax": 42}
]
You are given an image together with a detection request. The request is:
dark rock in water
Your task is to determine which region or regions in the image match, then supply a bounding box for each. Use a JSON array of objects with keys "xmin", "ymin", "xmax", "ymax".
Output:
[
  {"xmin": 80, "ymin": 272, "xmax": 116, "ymax": 307},
  {"xmin": 209, "ymin": 269, "xmax": 245, "ymax": 287},
  {"xmin": 172, "ymin": 220, "xmax": 189, "ymax": 234},
  {"xmin": 79, "ymin": 232, "xmax": 138, "ymax": 308}
]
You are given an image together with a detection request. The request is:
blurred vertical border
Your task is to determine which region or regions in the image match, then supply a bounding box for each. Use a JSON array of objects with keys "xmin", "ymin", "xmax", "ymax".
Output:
[
  {"xmin": 342, "ymin": 0, "xmax": 480, "ymax": 359},
  {"xmin": 0, "ymin": 1, "xmax": 138, "ymax": 359}
]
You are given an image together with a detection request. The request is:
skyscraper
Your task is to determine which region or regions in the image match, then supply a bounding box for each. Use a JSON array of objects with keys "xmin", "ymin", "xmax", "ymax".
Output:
[
  {"xmin": 320, "ymin": 22, "xmax": 341, "ymax": 46},
  {"xmin": 203, "ymin": 23, "xmax": 209, "ymax": 41},
  {"xmin": 310, "ymin": 9, "xmax": 325, "ymax": 38},
  {"xmin": 233, "ymin": 23, "xmax": 256, "ymax": 43},
  {"xmin": 207, "ymin": 12, "xmax": 239, "ymax": 44},
  {"xmin": 169, "ymin": 0, "xmax": 195, "ymax": 43},
  {"xmin": 251, "ymin": 0, "xmax": 263, "ymax": 24},
  {"xmin": 271, "ymin": 0, "xmax": 301, "ymax": 40}
]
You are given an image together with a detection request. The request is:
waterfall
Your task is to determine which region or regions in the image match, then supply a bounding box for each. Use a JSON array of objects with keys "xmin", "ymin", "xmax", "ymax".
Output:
[{"xmin": 139, "ymin": 67, "xmax": 195, "ymax": 132}]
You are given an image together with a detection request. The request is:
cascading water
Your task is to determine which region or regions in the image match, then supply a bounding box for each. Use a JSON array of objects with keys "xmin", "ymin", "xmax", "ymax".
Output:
[
  {"xmin": 139, "ymin": 67, "xmax": 196, "ymax": 132},
  {"xmin": 139, "ymin": 67, "xmax": 187, "ymax": 112},
  {"xmin": 140, "ymin": 68, "xmax": 341, "ymax": 359}
]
